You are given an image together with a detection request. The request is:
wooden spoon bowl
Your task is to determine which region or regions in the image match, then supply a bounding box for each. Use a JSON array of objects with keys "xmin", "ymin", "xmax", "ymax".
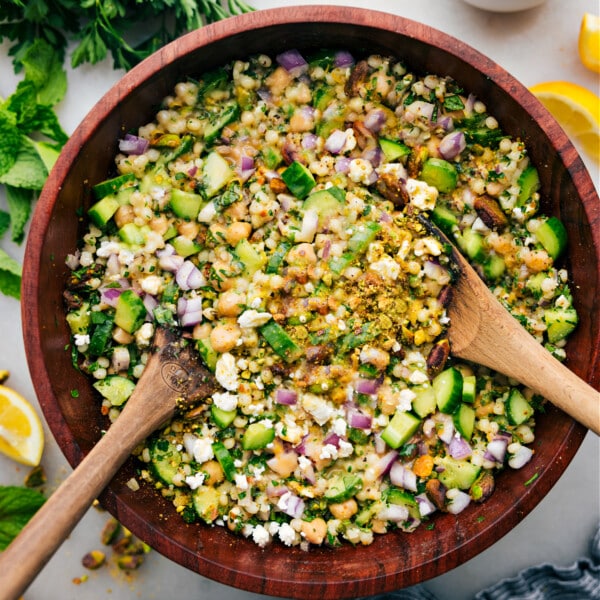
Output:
[{"xmin": 21, "ymin": 6, "xmax": 599, "ymax": 599}]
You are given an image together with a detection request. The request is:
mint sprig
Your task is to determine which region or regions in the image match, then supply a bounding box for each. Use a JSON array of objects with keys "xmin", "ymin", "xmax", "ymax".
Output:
[{"xmin": 0, "ymin": 485, "xmax": 46, "ymax": 550}]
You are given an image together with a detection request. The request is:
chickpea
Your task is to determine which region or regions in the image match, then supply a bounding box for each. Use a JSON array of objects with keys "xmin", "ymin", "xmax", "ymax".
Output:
[
  {"xmin": 192, "ymin": 322, "xmax": 212, "ymax": 340},
  {"xmin": 216, "ymin": 290, "xmax": 246, "ymax": 317},
  {"xmin": 286, "ymin": 242, "xmax": 317, "ymax": 266},
  {"xmin": 301, "ymin": 518, "xmax": 328, "ymax": 545},
  {"xmin": 112, "ymin": 327, "xmax": 134, "ymax": 345},
  {"xmin": 114, "ymin": 205, "xmax": 134, "ymax": 229},
  {"xmin": 150, "ymin": 214, "xmax": 170, "ymax": 235},
  {"xmin": 329, "ymin": 498, "xmax": 358, "ymax": 520},
  {"xmin": 178, "ymin": 220, "xmax": 200, "ymax": 239},
  {"xmin": 210, "ymin": 322, "xmax": 241, "ymax": 353},
  {"xmin": 225, "ymin": 221, "xmax": 252, "ymax": 246},
  {"xmin": 202, "ymin": 460, "xmax": 224, "ymax": 485}
]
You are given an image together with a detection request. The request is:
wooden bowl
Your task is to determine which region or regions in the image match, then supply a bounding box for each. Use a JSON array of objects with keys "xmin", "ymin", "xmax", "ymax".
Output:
[{"xmin": 21, "ymin": 6, "xmax": 599, "ymax": 599}]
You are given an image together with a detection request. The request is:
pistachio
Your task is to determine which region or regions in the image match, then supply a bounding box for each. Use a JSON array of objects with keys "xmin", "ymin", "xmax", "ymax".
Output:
[
  {"xmin": 100, "ymin": 517, "xmax": 122, "ymax": 545},
  {"xmin": 81, "ymin": 550, "xmax": 106, "ymax": 570}
]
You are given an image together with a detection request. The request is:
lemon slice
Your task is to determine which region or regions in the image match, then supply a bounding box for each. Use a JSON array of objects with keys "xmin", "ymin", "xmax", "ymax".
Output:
[
  {"xmin": 0, "ymin": 384, "xmax": 44, "ymax": 466},
  {"xmin": 579, "ymin": 13, "xmax": 600, "ymax": 73},
  {"xmin": 529, "ymin": 81, "xmax": 600, "ymax": 163}
]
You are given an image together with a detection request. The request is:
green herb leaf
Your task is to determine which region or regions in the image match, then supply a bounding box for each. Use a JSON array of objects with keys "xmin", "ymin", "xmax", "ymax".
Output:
[
  {"xmin": 0, "ymin": 111, "xmax": 21, "ymax": 179},
  {"xmin": 0, "ymin": 211, "xmax": 10, "ymax": 238},
  {"xmin": 6, "ymin": 185, "xmax": 33, "ymax": 244},
  {"xmin": 21, "ymin": 38, "xmax": 67, "ymax": 107},
  {"xmin": 0, "ymin": 248, "xmax": 23, "ymax": 299},
  {"xmin": 0, "ymin": 486, "xmax": 46, "ymax": 550},
  {"xmin": 0, "ymin": 136, "xmax": 48, "ymax": 190}
]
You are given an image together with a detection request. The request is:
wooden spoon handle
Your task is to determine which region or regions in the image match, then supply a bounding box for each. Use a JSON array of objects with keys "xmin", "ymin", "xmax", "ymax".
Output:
[
  {"xmin": 451, "ymin": 272, "xmax": 600, "ymax": 435},
  {"xmin": 0, "ymin": 392, "xmax": 169, "ymax": 600}
]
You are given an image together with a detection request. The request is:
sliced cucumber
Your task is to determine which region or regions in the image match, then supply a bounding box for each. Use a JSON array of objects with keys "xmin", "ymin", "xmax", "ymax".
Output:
[
  {"xmin": 453, "ymin": 403, "xmax": 475, "ymax": 441},
  {"xmin": 242, "ymin": 422, "xmax": 275, "ymax": 450},
  {"xmin": 324, "ymin": 473, "xmax": 363, "ymax": 503},
  {"xmin": 114, "ymin": 289, "xmax": 147, "ymax": 334},
  {"xmin": 235, "ymin": 238, "xmax": 266, "ymax": 276},
  {"xmin": 462, "ymin": 375, "xmax": 477, "ymax": 404},
  {"xmin": 381, "ymin": 410, "xmax": 421, "ymax": 449},
  {"xmin": 281, "ymin": 161, "xmax": 316, "ymax": 199},
  {"xmin": 148, "ymin": 438, "xmax": 183, "ymax": 485},
  {"xmin": 544, "ymin": 306, "xmax": 578, "ymax": 343},
  {"xmin": 259, "ymin": 320, "xmax": 303, "ymax": 363},
  {"xmin": 431, "ymin": 204, "xmax": 459, "ymax": 235},
  {"xmin": 169, "ymin": 188, "xmax": 206, "ymax": 220},
  {"xmin": 212, "ymin": 441, "xmax": 236, "ymax": 481},
  {"xmin": 204, "ymin": 101, "xmax": 240, "ymax": 145},
  {"xmin": 93, "ymin": 375, "xmax": 135, "ymax": 406},
  {"xmin": 387, "ymin": 488, "xmax": 419, "ymax": 519},
  {"xmin": 535, "ymin": 216, "xmax": 568, "ymax": 259},
  {"xmin": 303, "ymin": 187, "xmax": 345, "ymax": 220},
  {"xmin": 516, "ymin": 165, "xmax": 540, "ymax": 206},
  {"xmin": 196, "ymin": 337, "xmax": 217, "ymax": 372},
  {"xmin": 483, "ymin": 253, "xmax": 505, "ymax": 281},
  {"xmin": 456, "ymin": 228, "xmax": 485, "ymax": 264},
  {"xmin": 433, "ymin": 367, "xmax": 463, "ymax": 414},
  {"xmin": 411, "ymin": 386, "xmax": 437, "ymax": 419},
  {"xmin": 202, "ymin": 151, "xmax": 234, "ymax": 198},
  {"xmin": 379, "ymin": 138, "xmax": 410, "ymax": 162},
  {"xmin": 118, "ymin": 223, "xmax": 148, "ymax": 246},
  {"xmin": 92, "ymin": 173, "xmax": 136, "ymax": 200},
  {"xmin": 88, "ymin": 195, "xmax": 120, "ymax": 228},
  {"xmin": 66, "ymin": 302, "xmax": 91, "ymax": 334},
  {"xmin": 192, "ymin": 485, "xmax": 220, "ymax": 523},
  {"xmin": 265, "ymin": 241, "xmax": 292, "ymax": 274},
  {"xmin": 171, "ymin": 235, "xmax": 202, "ymax": 258},
  {"xmin": 211, "ymin": 405, "xmax": 237, "ymax": 429},
  {"xmin": 506, "ymin": 388, "xmax": 534, "ymax": 426},
  {"xmin": 437, "ymin": 456, "xmax": 481, "ymax": 490},
  {"xmin": 420, "ymin": 158, "xmax": 458, "ymax": 194}
]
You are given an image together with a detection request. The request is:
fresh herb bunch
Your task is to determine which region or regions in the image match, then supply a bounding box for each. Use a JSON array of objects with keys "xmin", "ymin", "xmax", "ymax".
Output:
[{"xmin": 0, "ymin": 0, "xmax": 254, "ymax": 73}]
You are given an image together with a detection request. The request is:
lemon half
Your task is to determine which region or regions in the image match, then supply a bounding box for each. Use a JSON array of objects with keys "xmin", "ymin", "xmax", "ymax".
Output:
[
  {"xmin": 579, "ymin": 13, "xmax": 600, "ymax": 73},
  {"xmin": 529, "ymin": 80, "xmax": 600, "ymax": 163},
  {"xmin": 0, "ymin": 385, "xmax": 44, "ymax": 466}
]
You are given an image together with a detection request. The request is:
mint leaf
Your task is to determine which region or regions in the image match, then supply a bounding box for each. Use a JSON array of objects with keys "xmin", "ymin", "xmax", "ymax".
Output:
[
  {"xmin": 21, "ymin": 38, "xmax": 67, "ymax": 107},
  {"xmin": 0, "ymin": 486, "xmax": 46, "ymax": 550},
  {"xmin": 0, "ymin": 249, "xmax": 22, "ymax": 299},
  {"xmin": 6, "ymin": 185, "xmax": 33, "ymax": 244},
  {"xmin": 34, "ymin": 141, "xmax": 61, "ymax": 173},
  {"xmin": 0, "ymin": 111, "xmax": 21, "ymax": 178},
  {"xmin": 0, "ymin": 136, "xmax": 48, "ymax": 190},
  {"xmin": 0, "ymin": 211, "xmax": 10, "ymax": 238}
]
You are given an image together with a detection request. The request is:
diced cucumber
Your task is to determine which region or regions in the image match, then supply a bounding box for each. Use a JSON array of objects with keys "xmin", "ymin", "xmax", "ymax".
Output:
[
  {"xmin": 506, "ymin": 388, "xmax": 534, "ymax": 426},
  {"xmin": 265, "ymin": 241, "xmax": 292, "ymax": 274},
  {"xmin": 420, "ymin": 158, "xmax": 458, "ymax": 194},
  {"xmin": 281, "ymin": 161, "xmax": 316, "ymax": 199},
  {"xmin": 453, "ymin": 403, "xmax": 475, "ymax": 441},
  {"xmin": 88, "ymin": 312, "xmax": 114, "ymax": 356},
  {"xmin": 433, "ymin": 367, "xmax": 463, "ymax": 414},
  {"xmin": 411, "ymin": 386, "xmax": 437, "ymax": 419},
  {"xmin": 140, "ymin": 166, "xmax": 170, "ymax": 194},
  {"xmin": 381, "ymin": 410, "xmax": 421, "ymax": 449},
  {"xmin": 204, "ymin": 101, "xmax": 240, "ymax": 145},
  {"xmin": 196, "ymin": 337, "xmax": 217, "ymax": 372},
  {"xmin": 355, "ymin": 501, "xmax": 383, "ymax": 527},
  {"xmin": 211, "ymin": 405, "xmax": 237, "ymax": 429},
  {"xmin": 242, "ymin": 421, "xmax": 275, "ymax": 450},
  {"xmin": 118, "ymin": 223, "xmax": 148, "ymax": 246},
  {"xmin": 303, "ymin": 187, "xmax": 345, "ymax": 220},
  {"xmin": 437, "ymin": 456, "xmax": 481, "ymax": 490},
  {"xmin": 93, "ymin": 375, "xmax": 136, "ymax": 406},
  {"xmin": 235, "ymin": 238, "xmax": 266, "ymax": 276},
  {"xmin": 192, "ymin": 485, "xmax": 220, "ymax": 523},
  {"xmin": 92, "ymin": 173, "xmax": 136, "ymax": 200},
  {"xmin": 66, "ymin": 302, "xmax": 91, "ymax": 334},
  {"xmin": 337, "ymin": 321, "xmax": 379, "ymax": 354},
  {"xmin": 259, "ymin": 320, "xmax": 303, "ymax": 363},
  {"xmin": 116, "ymin": 186, "xmax": 135, "ymax": 206},
  {"xmin": 169, "ymin": 188, "xmax": 206, "ymax": 220},
  {"xmin": 462, "ymin": 375, "xmax": 477, "ymax": 404},
  {"xmin": 483, "ymin": 253, "xmax": 505, "ymax": 281},
  {"xmin": 262, "ymin": 146, "xmax": 283, "ymax": 169},
  {"xmin": 312, "ymin": 83, "xmax": 336, "ymax": 112},
  {"xmin": 114, "ymin": 289, "xmax": 147, "ymax": 334},
  {"xmin": 148, "ymin": 438, "xmax": 182, "ymax": 486},
  {"xmin": 348, "ymin": 222, "xmax": 382, "ymax": 253},
  {"xmin": 535, "ymin": 216, "xmax": 568, "ymax": 259},
  {"xmin": 202, "ymin": 151, "xmax": 234, "ymax": 198},
  {"xmin": 212, "ymin": 441, "xmax": 236, "ymax": 481},
  {"xmin": 171, "ymin": 235, "xmax": 202, "ymax": 258},
  {"xmin": 544, "ymin": 306, "xmax": 578, "ymax": 343},
  {"xmin": 456, "ymin": 228, "xmax": 485, "ymax": 264},
  {"xmin": 324, "ymin": 474, "xmax": 363, "ymax": 503},
  {"xmin": 516, "ymin": 165, "xmax": 540, "ymax": 206},
  {"xmin": 526, "ymin": 272, "xmax": 548, "ymax": 297},
  {"xmin": 379, "ymin": 138, "xmax": 411, "ymax": 162},
  {"xmin": 387, "ymin": 488, "xmax": 420, "ymax": 519},
  {"xmin": 431, "ymin": 204, "xmax": 459, "ymax": 235},
  {"xmin": 88, "ymin": 195, "xmax": 120, "ymax": 228}
]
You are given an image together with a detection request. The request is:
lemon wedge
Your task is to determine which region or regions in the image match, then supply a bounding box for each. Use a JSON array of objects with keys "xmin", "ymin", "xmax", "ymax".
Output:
[
  {"xmin": 579, "ymin": 13, "xmax": 600, "ymax": 73},
  {"xmin": 529, "ymin": 81, "xmax": 600, "ymax": 163},
  {"xmin": 0, "ymin": 384, "xmax": 44, "ymax": 466}
]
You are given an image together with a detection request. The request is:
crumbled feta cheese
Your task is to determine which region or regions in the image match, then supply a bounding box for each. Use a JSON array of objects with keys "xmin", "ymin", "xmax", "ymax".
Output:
[
  {"xmin": 405, "ymin": 178, "xmax": 438, "ymax": 211},
  {"xmin": 319, "ymin": 443, "xmax": 338, "ymax": 460},
  {"xmin": 96, "ymin": 240, "xmax": 122, "ymax": 257},
  {"xmin": 302, "ymin": 393, "xmax": 337, "ymax": 426},
  {"xmin": 348, "ymin": 158, "xmax": 374, "ymax": 185},
  {"xmin": 332, "ymin": 418, "xmax": 347, "ymax": 437},
  {"xmin": 184, "ymin": 434, "xmax": 214, "ymax": 464},
  {"xmin": 337, "ymin": 440, "xmax": 354, "ymax": 458},
  {"xmin": 370, "ymin": 255, "xmax": 400, "ymax": 280},
  {"xmin": 118, "ymin": 248, "xmax": 136, "ymax": 266},
  {"xmin": 237, "ymin": 309, "xmax": 272, "ymax": 328},
  {"xmin": 74, "ymin": 333, "xmax": 90, "ymax": 347},
  {"xmin": 278, "ymin": 522, "xmax": 296, "ymax": 546},
  {"xmin": 135, "ymin": 322, "xmax": 154, "ymax": 347},
  {"xmin": 215, "ymin": 352, "xmax": 240, "ymax": 391},
  {"xmin": 341, "ymin": 128, "xmax": 357, "ymax": 153},
  {"xmin": 377, "ymin": 161, "xmax": 407, "ymax": 181},
  {"xmin": 409, "ymin": 369, "xmax": 429, "ymax": 385},
  {"xmin": 235, "ymin": 473, "xmax": 249, "ymax": 491},
  {"xmin": 140, "ymin": 275, "xmax": 163, "ymax": 295},
  {"xmin": 185, "ymin": 472, "xmax": 206, "ymax": 490},
  {"xmin": 197, "ymin": 201, "xmax": 217, "ymax": 223},
  {"xmin": 213, "ymin": 391, "xmax": 238, "ymax": 412},
  {"xmin": 398, "ymin": 388, "xmax": 417, "ymax": 411}
]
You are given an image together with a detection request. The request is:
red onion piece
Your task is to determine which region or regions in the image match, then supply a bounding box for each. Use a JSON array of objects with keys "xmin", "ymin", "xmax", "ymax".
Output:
[
  {"xmin": 257, "ymin": 87, "xmax": 273, "ymax": 104},
  {"xmin": 415, "ymin": 493, "xmax": 437, "ymax": 517},
  {"xmin": 354, "ymin": 377, "xmax": 382, "ymax": 395},
  {"xmin": 324, "ymin": 129, "xmax": 347, "ymax": 154},
  {"xmin": 302, "ymin": 132, "xmax": 318, "ymax": 150},
  {"xmin": 484, "ymin": 437, "xmax": 508, "ymax": 463},
  {"xmin": 364, "ymin": 109, "xmax": 386, "ymax": 133},
  {"xmin": 276, "ymin": 49, "xmax": 308, "ymax": 78},
  {"xmin": 436, "ymin": 115, "xmax": 454, "ymax": 131},
  {"xmin": 111, "ymin": 346, "xmax": 130, "ymax": 372},
  {"xmin": 159, "ymin": 254, "xmax": 184, "ymax": 273},
  {"xmin": 143, "ymin": 294, "xmax": 158, "ymax": 320},
  {"xmin": 100, "ymin": 287, "xmax": 124, "ymax": 307},
  {"xmin": 389, "ymin": 462, "xmax": 418, "ymax": 491},
  {"xmin": 377, "ymin": 503, "xmax": 409, "ymax": 522},
  {"xmin": 375, "ymin": 450, "xmax": 399, "ymax": 477},
  {"xmin": 362, "ymin": 146, "xmax": 383, "ymax": 167},
  {"xmin": 465, "ymin": 93, "xmax": 476, "ymax": 115},
  {"xmin": 176, "ymin": 260, "xmax": 206, "ymax": 291},
  {"xmin": 65, "ymin": 251, "xmax": 80, "ymax": 270},
  {"xmin": 423, "ymin": 260, "xmax": 451, "ymax": 284},
  {"xmin": 278, "ymin": 491, "xmax": 305, "ymax": 519},
  {"xmin": 266, "ymin": 484, "xmax": 289, "ymax": 498},
  {"xmin": 105, "ymin": 253, "xmax": 120, "ymax": 276},
  {"xmin": 508, "ymin": 445, "xmax": 533, "ymax": 469},
  {"xmin": 405, "ymin": 101, "xmax": 435, "ymax": 122},
  {"xmin": 275, "ymin": 389, "xmax": 298, "ymax": 405},
  {"xmin": 448, "ymin": 435, "xmax": 473, "ymax": 459},
  {"xmin": 436, "ymin": 413, "xmax": 455, "ymax": 444},
  {"xmin": 439, "ymin": 131, "xmax": 466, "ymax": 160},
  {"xmin": 119, "ymin": 133, "xmax": 149, "ymax": 155},
  {"xmin": 335, "ymin": 156, "xmax": 351, "ymax": 173},
  {"xmin": 447, "ymin": 490, "xmax": 471, "ymax": 515},
  {"xmin": 347, "ymin": 409, "xmax": 372, "ymax": 430},
  {"xmin": 334, "ymin": 50, "xmax": 354, "ymax": 68},
  {"xmin": 374, "ymin": 432, "xmax": 387, "ymax": 455}
]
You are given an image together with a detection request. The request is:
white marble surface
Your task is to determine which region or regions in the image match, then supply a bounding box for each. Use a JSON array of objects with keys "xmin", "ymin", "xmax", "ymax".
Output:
[{"xmin": 0, "ymin": 1, "xmax": 598, "ymax": 598}]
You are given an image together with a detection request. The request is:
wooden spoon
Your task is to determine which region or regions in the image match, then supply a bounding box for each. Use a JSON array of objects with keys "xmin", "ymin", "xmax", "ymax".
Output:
[
  {"xmin": 0, "ymin": 326, "xmax": 218, "ymax": 600},
  {"xmin": 445, "ymin": 240, "xmax": 599, "ymax": 435}
]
